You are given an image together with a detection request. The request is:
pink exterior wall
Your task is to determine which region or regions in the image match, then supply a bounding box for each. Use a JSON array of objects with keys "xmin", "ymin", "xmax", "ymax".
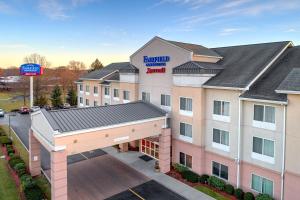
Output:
[
  {"xmin": 172, "ymin": 139, "xmax": 205, "ymax": 175},
  {"xmin": 284, "ymin": 171, "xmax": 300, "ymax": 200},
  {"xmin": 240, "ymin": 162, "xmax": 281, "ymax": 199},
  {"xmin": 204, "ymin": 151, "xmax": 237, "ymax": 187}
]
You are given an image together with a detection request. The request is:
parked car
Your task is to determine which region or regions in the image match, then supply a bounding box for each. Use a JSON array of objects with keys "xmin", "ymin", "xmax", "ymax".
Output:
[
  {"xmin": 0, "ymin": 109, "xmax": 4, "ymax": 117},
  {"xmin": 30, "ymin": 106, "xmax": 40, "ymax": 112},
  {"xmin": 60, "ymin": 103, "xmax": 71, "ymax": 109},
  {"xmin": 43, "ymin": 105, "xmax": 52, "ymax": 111},
  {"xmin": 19, "ymin": 106, "xmax": 30, "ymax": 114}
]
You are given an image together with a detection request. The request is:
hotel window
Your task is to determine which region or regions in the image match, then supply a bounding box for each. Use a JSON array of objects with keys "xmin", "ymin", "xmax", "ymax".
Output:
[
  {"xmin": 142, "ymin": 92, "xmax": 150, "ymax": 102},
  {"xmin": 123, "ymin": 91, "xmax": 130, "ymax": 100},
  {"xmin": 113, "ymin": 89, "xmax": 119, "ymax": 98},
  {"xmin": 79, "ymin": 97, "xmax": 83, "ymax": 104},
  {"xmin": 252, "ymin": 137, "xmax": 274, "ymax": 162},
  {"xmin": 212, "ymin": 161, "xmax": 228, "ymax": 180},
  {"xmin": 85, "ymin": 85, "xmax": 90, "ymax": 93},
  {"xmin": 254, "ymin": 105, "xmax": 275, "ymax": 123},
  {"xmin": 179, "ymin": 152, "xmax": 192, "ymax": 168},
  {"xmin": 94, "ymin": 101, "xmax": 98, "ymax": 107},
  {"xmin": 180, "ymin": 122, "xmax": 192, "ymax": 141},
  {"xmin": 213, "ymin": 100, "xmax": 229, "ymax": 116},
  {"xmin": 79, "ymin": 84, "xmax": 83, "ymax": 91},
  {"xmin": 141, "ymin": 139, "xmax": 159, "ymax": 160},
  {"xmin": 161, "ymin": 94, "xmax": 171, "ymax": 107},
  {"xmin": 85, "ymin": 99, "xmax": 89, "ymax": 106},
  {"xmin": 180, "ymin": 97, "xmax": 192, "ymax": 116},
  {"xmin": 104, "ymin": 87, "xmax": 110, "ymax": 96},
  {"xmin": 251, "ymin": 174, "xmax": 273, "ymax": 197},
  {"xmin": 212, "ymin": 128, "xmax": 229, "ymax": 152},
  {"xmin": 93, "ymin": 86, "xmax": 98, "ymax": 94}
]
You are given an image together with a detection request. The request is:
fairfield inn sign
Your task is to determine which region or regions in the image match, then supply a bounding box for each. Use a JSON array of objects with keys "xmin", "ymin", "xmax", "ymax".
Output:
[{"xmin": 144, "ymin": 56, "xmax": 170, "ymax": 74}]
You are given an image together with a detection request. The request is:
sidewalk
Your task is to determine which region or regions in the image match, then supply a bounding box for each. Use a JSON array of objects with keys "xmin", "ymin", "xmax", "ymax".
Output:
[{"xmin": 103, "ymin": 147, "xmax": 214, "ymax": 200}]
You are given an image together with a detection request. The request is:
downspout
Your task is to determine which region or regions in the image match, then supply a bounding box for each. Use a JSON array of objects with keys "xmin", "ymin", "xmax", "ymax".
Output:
[
  {"xmin": 237, "ymin": 98, "xmax": 242, "ymax": 187},
  {"xmin": 280, "ymin": 105, "xmax": 287, "ymax": 200}
]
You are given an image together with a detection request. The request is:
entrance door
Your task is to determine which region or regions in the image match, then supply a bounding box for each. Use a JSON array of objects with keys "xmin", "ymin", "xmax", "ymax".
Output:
[{"xmin": 141, "ymin": 137, "xmax": 159, "ymax": 160}]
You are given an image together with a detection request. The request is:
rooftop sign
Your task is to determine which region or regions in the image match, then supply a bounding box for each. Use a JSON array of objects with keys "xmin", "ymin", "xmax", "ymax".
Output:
[
  {"xmin": 144, "ymin": 56, "xmax": 170, "ymax": 74},
  {"xmin": 20, "ymin": 63, "xmax": 44, "ymax": 76}
]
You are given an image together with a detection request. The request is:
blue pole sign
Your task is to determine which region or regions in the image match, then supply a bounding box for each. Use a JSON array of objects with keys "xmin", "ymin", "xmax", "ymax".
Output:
[{"xmin": 20, "ymin": 63, "xmax": 43, "ymax": 76}]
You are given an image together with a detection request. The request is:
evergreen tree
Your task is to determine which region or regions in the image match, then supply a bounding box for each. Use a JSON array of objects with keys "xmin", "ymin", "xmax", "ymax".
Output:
[
  {"xmin": 51, "ymin": 85, "xmax": 62, "ymax": 108},
  {"xmin": 89, "ymin": 58, "xmax": 103, "ymax": 72},
  {"xmin": 66, "ymin": 87, "xmax": 77, "ymax": 106},
  {"xmin": 34, "ymin": 95, "xmax": 48, "ymax": 107}
]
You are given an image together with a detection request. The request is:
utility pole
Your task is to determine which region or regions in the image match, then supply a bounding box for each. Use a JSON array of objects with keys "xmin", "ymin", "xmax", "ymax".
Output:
[{"xmin": 30, "ymin": 76, "xmax": 33, "ymax": 108}]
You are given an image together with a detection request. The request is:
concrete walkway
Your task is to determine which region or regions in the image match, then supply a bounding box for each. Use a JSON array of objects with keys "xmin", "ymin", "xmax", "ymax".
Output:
[{"xmin": 103, "ymin": 147, "xmax": 214, "ymax": 200}]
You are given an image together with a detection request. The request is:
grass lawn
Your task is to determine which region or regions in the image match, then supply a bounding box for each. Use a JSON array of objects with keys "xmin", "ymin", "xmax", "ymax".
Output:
[
  {"xmin": 0, "ymin": 151, "xmax": 20, "ymax": 200},
  {"xmin": 195, "ymin": 185, "xmax": 230, "ymax": 200},
  {"xmin": 0, "ymin": 125, "xmax": 51, "ymax": 199},
  {"xmin": 0, "ymin": 92, "xmax": 28, "ymax": 112}
]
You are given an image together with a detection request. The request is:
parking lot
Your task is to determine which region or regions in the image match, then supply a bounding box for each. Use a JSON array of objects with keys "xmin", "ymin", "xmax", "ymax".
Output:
[{"xmin": 0, "ymin": 113, "xmax": 186, "ymax": 200}]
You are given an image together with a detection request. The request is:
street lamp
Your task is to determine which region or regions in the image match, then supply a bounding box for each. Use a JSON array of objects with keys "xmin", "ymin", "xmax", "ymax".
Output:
[{"xmin": 8, "ymin": 112, "xmax": 16, "ymax": 139}]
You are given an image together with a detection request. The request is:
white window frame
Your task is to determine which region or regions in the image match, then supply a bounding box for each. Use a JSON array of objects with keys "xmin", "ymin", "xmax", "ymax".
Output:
[
  {"xmin": 93, "ymin": 86, "xmax": 98, "ymax": 96},
  {"xmin": 251, "ymin": 173, "xmax": 274, "ymax": 197},
  {"xmin": 179, "ymin": 152, "xmax": 192, "ymax": 169},
  {"xmin": 251, "ymin": 136, "xmax": 275, "ymax": 164},
  {"xmin": 253, "ymin": 104, "xmax": 276, "ymax": 131},
  {"xmin": 85, "ymin": 85, "xmax": 90, "ymax": 95},
  {"xmin": 79, "ymin": 97, "xmax": 83, "ymax": 107},
  {"xmin": 212, "ymin": 100, "xmax": 230, "ymax": 122},
  {"xmin": 113, "ymin": 88, "xmax": 119, "ymax": 101},
  {"xmin": 161, "ymin": 94, "xmax": 171, "ymax": 111},
  {"xmin": 104, "ymin": 87, "xmax": 110, "ymax": 99},
  {"xmin": 123, "ymin": 90, "xmax": 130, "ymax": 103},
  {"xmin": 212, "ymin": 161, "xmax": 229, "ymax": 181},
  {"xmin": 142, "ymin": 92, "xmax": 150, "ymax": 102},
  {"xmin": 179, "ymin": 97, "xmax": 193, "ymax": 117},
  {"xmin": 85, "ymin": 99, "xmax": 89, "ymax": 107},
  {"xmin": 79, "ymin": 84, "xmax": 83, "ymax": 94},
  {"xmin": 212, "ymin": 128, "xmax": 230, "ymax": 152},
  {"xmin": 94, "ymin": 100, "xmax": 98, "ymax": 107},
  {"xmin": 179, "ymin": 122, "xmax": 193, "ymax": 143}
]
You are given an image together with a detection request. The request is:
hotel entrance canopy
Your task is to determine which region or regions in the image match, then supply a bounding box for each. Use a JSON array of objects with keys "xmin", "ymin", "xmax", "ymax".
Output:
[{"xmin": 29, "ymin": 101, "xmax": 171, "ymax": 200}]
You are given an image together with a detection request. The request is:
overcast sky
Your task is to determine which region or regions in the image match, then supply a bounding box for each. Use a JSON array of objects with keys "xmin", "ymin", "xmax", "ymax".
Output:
[{"xmin": 1, "ymin": 0, "xmax": 300, "ymax": 68}]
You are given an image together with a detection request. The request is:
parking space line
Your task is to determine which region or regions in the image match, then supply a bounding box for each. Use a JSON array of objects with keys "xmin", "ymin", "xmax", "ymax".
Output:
[
  {"xmin": 128, "ymin": 188, "xmax": 145, "ymax": 200},
  {"xmin": 80, "ymin": 153, "xmax": 89, "ymax": 160}
]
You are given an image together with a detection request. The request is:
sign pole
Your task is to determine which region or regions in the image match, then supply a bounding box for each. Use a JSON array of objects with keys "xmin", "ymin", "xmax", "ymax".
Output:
[{"xmin": 30, "ymin": 76, "xmax": 33, "ymax": 108}]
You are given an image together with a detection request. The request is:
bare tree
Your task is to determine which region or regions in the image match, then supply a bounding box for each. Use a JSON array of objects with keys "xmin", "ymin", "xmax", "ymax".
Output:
[
  {"xmin": 23, "ymin": 53, "xmax": 51, "ymax": 67},
  {"xmin": 67, "ymin": 60, "xmax": 85, "ymax": 71}
]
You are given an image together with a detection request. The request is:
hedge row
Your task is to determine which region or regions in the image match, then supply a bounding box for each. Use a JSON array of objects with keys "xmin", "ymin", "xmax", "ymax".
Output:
[
  {"xmin": 172, "ymin": 163, "xmax": 273, "ymax": 200},
  {"xmin": 4, "ymin": 140, "xmax": 44, "ymax": 200}
]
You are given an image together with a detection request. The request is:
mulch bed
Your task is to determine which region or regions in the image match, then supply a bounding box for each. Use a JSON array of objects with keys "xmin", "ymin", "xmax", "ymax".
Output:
[{"xmin": 167, "ymin": 168, "xmax": 237, "ymax": 200}]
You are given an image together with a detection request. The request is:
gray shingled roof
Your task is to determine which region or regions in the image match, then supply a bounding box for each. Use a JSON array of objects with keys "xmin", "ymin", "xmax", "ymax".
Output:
[
  {"xmin": 241, "ymin": 46, "xmax": 300, "ymax": 102},
  {"xmin": 173, "ymin": 61, "xmax": 224, "ymax": 74},
  {"xmin": 80, "ymin": 62, "xmax": 138, "ymax": 80},
  {"xmin": 203, "ymin": 41, "xmax": 290, "ymax": 88},
  {"xmin": 106, "ymin": 72, "xmax": 120, "ymax": 81},
  {"xmin": 166, "ymin": 39, "xmax": 221, "ymax": 58},
  {"xmin": 41, "ymin": 101, "xmax": 167, "ymax": 133},
  {"xmin": 276, "ymin": 68, "xmax": 300, "ymax": 92}
]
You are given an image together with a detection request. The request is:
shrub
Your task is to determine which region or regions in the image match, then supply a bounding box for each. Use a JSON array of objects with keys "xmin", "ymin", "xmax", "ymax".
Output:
[
  {"xmin": 234, "ymin": 188, "xmax": 244, "ymax": 200},
  {"xmin": 7, "ymin": 149, "xmax": 14, "ymax": 154},
  {"xmin": 9, "ymin": 152, "xmax": 14, "ymax": 157},
  {"xmin": 255, "ymin": 194, "xmax": 273, "ymax": 200},
  {"xmin": 20, "ymin": 174, "xmax": 36, "ymax": 190},
  {"xmin": 208, "ymin": 176, "xmax": 226, "ymax": 191},
  {"xmin": 24, "ymin": 186, "xmax": 44, "ymax": 200},
  {"xmin": 173, "ymin": 163, "xmax": 188, "ymax": 173},
  {"xmin": 199, "ymin": 174, "xmax": 209, "ymax": 184},
  {"xmin": 181, "ymin": 170, "xmax": 200, "ymax": 183},
  {"xmin": 0, "ymin": 136, "xmax": 12, "ymax": 145},
  {"xmin": 14, "ymin": 163, "xmax": 27, "ymax": 177},
  {"xmin": 225, "ymin": 184, "xmax": 234, "ymax": 195},
  {"xmin": 8, "ymin": 156, "xmax": 25, "ymax": 168},
  {"xmin": 244, "ymin": 192, "xmax": 255, "ymax": 200}
]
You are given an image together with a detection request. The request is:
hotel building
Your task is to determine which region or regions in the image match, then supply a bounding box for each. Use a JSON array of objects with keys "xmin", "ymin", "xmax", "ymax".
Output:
[{"xmin": 73, "ymin": 36, "xmax": 300, "ymax": 199}]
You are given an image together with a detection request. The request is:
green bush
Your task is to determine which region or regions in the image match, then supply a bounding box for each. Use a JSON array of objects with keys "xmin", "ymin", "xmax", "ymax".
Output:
[
  {"xmin": 8, "ymin": 156, "xmax": 25, "ymax": 168},
  {"xmin": 0, "ymin": 136, "xmax": 12, "ymax": 145},
  {"xmin": 173, "ymin": 163, "xmax": 188, "ymax": 173},
  {"xmin": 20, "ymin": 174, "xmax": 36, "ymax": 190},
  {"xmin": 14, "ymin": 162, "xmax": 26, "ymax": 171},
  {"xmin": 244, "ymin": 192, "xmax": 255, "ymax": 200},
  {"xmin": 24, "ymin": 186, "xmax": 44, "ymax": 200},
  {"xmin": 208, "ymin": 176, "xmax": 226, "ymax": 191},
  {"xmin": 181, "ymin": 170, "xmax": 200, "ymax": 183},
  {"xmin": 9, "ymin": 152, "xmax": 14, "ymax": 157},
  {"xmin": 7, "ymin": 149, "xmax": 14, "ymax": 154},
  {"xmin": 234, "ymin": 188, "xmax": 244, "ymax": 200},
  {"xmin": 224, "ymin": 184, "xmax": 234, "ymax": 195},
  {"xmin": 199, "ymin": 174, "xmax": 209, "ymax": 184},
  {"xmin": 255, "ymin": 194, "xmax": 273, "ymax": 200}
]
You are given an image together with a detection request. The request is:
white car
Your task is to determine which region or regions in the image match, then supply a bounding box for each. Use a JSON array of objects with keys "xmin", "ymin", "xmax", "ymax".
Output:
[
  {"xmin": 0, "ymin": 109, "xmax": 4, "ymax": 117},
  {"xmin": 30, "ymin": 106, "xmax": 40, "ymax": 112}
]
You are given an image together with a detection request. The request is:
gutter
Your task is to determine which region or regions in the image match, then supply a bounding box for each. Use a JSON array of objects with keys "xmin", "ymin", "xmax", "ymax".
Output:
[
  {"xmin": 280, "ymin": 105, "xmax": 287, "ymax": 200},
  {"xmin": 236, "ymin": 98, "xmax": 242, "ymax": 187}
]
